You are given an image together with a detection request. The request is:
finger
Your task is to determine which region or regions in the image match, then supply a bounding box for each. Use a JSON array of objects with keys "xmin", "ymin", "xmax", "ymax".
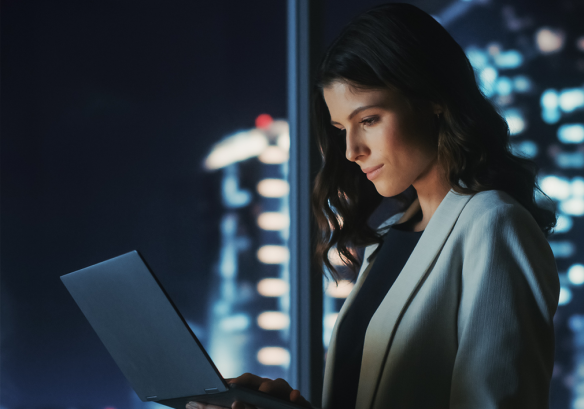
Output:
[
  {"xmin": 258, "ymin": 378, "xmax": 293, "ymax": 400},
  {"xmin": 232, "ymin": 401, "xmax": 256, "ymax": 409},
  {"xmin": 229, "ymin": 373, "xmax": 269, "ymax": 389},
  {"xmin": 289, "ymin": 390, "xmax": 312, "ymax": 408},
  {"xmin": 186, "ymin": 402, "xmax": 230, "ymax": 409}
]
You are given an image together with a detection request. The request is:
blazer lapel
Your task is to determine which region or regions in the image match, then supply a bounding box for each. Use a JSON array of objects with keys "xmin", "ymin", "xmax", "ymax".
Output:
[
  {"xmin": 322, "ymin": 198, "xmax": 422, "ymax": 408},
  {"xmin": 355, "ymin": 189, "xmax": 474, "ymax": 409}
]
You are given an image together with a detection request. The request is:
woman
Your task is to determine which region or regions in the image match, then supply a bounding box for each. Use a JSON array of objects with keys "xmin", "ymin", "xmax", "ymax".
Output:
[{"xmin": 190, "ymin": 3, "xmax": 559, "ymax": 408}]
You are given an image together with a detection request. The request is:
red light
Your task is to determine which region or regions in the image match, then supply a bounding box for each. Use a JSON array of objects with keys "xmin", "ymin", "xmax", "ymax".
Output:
[{"xmin": 255, "ymin": 114, "xmax": 273, "ymax": 129}]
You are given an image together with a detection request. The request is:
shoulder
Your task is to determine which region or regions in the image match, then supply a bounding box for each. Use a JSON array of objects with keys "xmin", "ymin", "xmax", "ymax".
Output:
[
  {"xmin": 455, "ymin": 190, "xmax": 559, "ymax": 321},
  {"xmin": 457, "ymin": 189, "xmax": 541, "ymax": 238}
]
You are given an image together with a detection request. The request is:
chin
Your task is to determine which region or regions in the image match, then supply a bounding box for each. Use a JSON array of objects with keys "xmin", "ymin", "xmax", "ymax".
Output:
[{"xmin": 373, "ymin": 180, "xmax": 411, "ymax": 198}]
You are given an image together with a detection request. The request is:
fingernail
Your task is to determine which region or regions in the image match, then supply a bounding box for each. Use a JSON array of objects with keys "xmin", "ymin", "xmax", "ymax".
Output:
[{"xmin": 186, "ymin": 402, "xmax": 198, "ymax": 409}]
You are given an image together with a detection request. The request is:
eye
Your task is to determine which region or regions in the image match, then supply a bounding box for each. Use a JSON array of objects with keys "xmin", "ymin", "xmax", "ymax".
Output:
[{"xmin": 360, "ymin": 116, "xmax": 378, "ymax": 126}]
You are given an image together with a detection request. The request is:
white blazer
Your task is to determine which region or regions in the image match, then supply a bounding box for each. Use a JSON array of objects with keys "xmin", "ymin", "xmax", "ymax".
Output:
[{"xmin": 322, "ymin": 189, "xmax": 560, "ymax": 409}]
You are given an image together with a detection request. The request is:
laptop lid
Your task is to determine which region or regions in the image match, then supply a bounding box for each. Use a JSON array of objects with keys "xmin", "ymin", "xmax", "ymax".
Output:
[{"xmin": 61, "ymin": 250, "xmax": 228, "ymax": 402}]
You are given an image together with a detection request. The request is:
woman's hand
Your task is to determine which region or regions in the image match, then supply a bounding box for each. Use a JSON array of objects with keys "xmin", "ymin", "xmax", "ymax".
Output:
[{"xmin": 186, "ymin": 373, "xmax": 311, "ymax": 409}]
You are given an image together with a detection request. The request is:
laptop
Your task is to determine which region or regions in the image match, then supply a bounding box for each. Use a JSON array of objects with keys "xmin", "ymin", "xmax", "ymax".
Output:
[{"xmin": 61, "ymin": 250, "xmax": 306, "ymax": 409}]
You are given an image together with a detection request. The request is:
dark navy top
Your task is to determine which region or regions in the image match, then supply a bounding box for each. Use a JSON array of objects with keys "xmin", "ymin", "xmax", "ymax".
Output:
[{"xmin": 329, "ymin": 209, "xmax": 424, "ymax": 409}]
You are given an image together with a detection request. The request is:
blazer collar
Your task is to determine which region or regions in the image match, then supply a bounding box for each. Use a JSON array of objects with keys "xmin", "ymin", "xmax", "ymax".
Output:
[{"xmin": 322, "ymin": 189, "xmax": 474, "ymax": 409}]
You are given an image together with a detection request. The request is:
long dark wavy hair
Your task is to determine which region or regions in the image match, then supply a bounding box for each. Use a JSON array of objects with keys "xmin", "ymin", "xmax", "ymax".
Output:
[{"xmin": 312, "ymin": 3, "xmax": 556, "ymax": 280}]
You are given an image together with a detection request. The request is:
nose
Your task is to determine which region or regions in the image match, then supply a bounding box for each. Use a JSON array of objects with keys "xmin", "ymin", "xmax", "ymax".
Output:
[{"xmin": 345, "ymin": 129, "xmax": 368, "ymax": 162}]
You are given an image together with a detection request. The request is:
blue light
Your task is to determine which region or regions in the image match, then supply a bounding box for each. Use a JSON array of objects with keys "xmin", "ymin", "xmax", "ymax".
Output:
[
  {"xmin": 559, "ymin": 88, "xmax": 584, "ymax": 113},
  {"xmin": 556, "ymin": 152, "xmax": 584, "ymax": 169},
  {"xmin": 573, "ymin": 177, "xmax": 584, "ymax": 196},
  {"xmin": 222, "ymin": 164, "xmax": 251, "ymax": 208},
  {"xmin": 541, "ymin": 175, "xmax": 571, "ymax": 200},
  {"xmin": 558, "ymin": 124, "xmax": 584, "ymax": 144},
  {"xmin": 496, "ymin": 76, "xmax": 513, "ymax": 96},
  {"xmin": 511, "ymin": 140, "xmax": 538, "ymax": 158},
  {"xmin": 549, "ymin": 241, "xmax": 576, "ymax": 258},
  {"xmin": 513, "ymin": 75, "xmax": 532, "ymax": 92},
  {"xmin": 219, "ymin": 314, "xmax": 250, "ymax": 332},
  {"xmin": 568, "ymin": 315, "xmax": 584, "ymax": 332},
  {"xmin": 555, "ymin": 214, "xmax": 573, "ymax": 233},
  {"xmin": 542, "ymin": 109, "xmax": 561, "ymax": 124},
  {"xmin": 541, "ymin": 89, "xmax": 559, "ymax": 110},
  {"xmin": 561, "ymin": 198, "xmax": 584, "ymax": 216},
  {"xmin": 493, "ymin": 50, "xmax": 523, "ymax": 69},
  {"xmin": 568, "ymin": 265, "xmax": 584, "ymax": 286},
  {"xmin": 504, "ymin": 108, "xmax": 526, "ymax": 135},
  {"xmin": 559, "ymin": 286, "xmax": 573, "ymax": 306},
  {"xmin": 479, "ymin": 66, "xmax": 498, "ymax": 97},
  {"xmin": 466, "ymin": 47, "xmax": 488, "ymax": 70}
]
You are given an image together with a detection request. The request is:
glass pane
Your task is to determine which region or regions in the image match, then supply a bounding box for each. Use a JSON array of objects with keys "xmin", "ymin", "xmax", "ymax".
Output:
[{"xmin": 0, "ymin": 2, "xmax": 288, "ymax": 408}]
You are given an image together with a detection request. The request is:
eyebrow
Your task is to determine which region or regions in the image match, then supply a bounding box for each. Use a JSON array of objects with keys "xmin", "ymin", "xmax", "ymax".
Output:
[{"xmin": 330, "ymin": 104, "xmax": 383, "ymax": 126}]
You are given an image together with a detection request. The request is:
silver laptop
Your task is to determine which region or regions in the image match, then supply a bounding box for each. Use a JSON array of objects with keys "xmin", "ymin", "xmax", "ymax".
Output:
[{"xmin": 61, "ymin": 250, "xmax": 305, "ymax": 409}]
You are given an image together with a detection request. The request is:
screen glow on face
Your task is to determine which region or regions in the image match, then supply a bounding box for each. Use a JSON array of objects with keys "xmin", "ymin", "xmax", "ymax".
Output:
[{"xmin": 323, "ymin": 81, "xmax": 440, "ymax": 197}]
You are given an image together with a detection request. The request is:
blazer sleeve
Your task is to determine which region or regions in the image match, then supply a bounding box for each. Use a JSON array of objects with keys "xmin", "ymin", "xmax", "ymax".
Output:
[{"xmin": 449, "ymin": 203, "xmax": 560, "ymax": 409}]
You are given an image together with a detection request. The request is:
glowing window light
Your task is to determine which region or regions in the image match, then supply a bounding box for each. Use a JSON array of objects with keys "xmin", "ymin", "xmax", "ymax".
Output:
[
  {"xmin": 219, "ymin": 314, "xmax": 250, "ymax": 332},
  {"xmin": 511, "ymin": 140, "xmax": 538, "ymax": 158},
  {"xmin": 257, "ymin": 311, "xmax": 290, "ymax": 330},
  {"xmin": 257, "ymin": 245, "xmax": 289, "ymax": 264},
  {"xmin": 257, "ymin": 347, "xmax": 290, "ymax": 366},
  {"xmin": 569, "ymin": 315, "xmax": 584, "ymax": 332},
  {"xmin": 577, "ymin": 36, "xmax": 584, "ymax": 52},
  {"xmin": 536, "ymin": 28, "xmax": 565, "ymax": 54},
  {"xmin": 257, "ymin": 212, "xmax": 289, "ymax": 231},
  {"xmin": 560, "ymin": 198, "xmax": 584, "ymax": 216},
  {"xmin": 257, "ymin": 179, "xmax": 289, "ymax": 197},
  {"xmin": 504, "ymin": 109, "xmax": 526, "ymax": 135},
  {"xmin": 558, "ymin": 124, "xmax": 584, "ymax": 144},
  {"xmin": 324, "ymin": 313, "xmax": 339, "ymax": 330},
  {"xmin": 549, "ymin": 241, "xmax": 576, "ymax": 258},
  {"xmin": 496, "ymin": 76, "xmax": 513, "ymax": 96},
  {"xmin": 326, "ymin": 280, "xmax": 354, "ymax": 298},
  {"xmin": 541, "ymin": 109, "xmax": 561, "ymax": 125},
  {"xmin": 258, "ymin": 146, "xmax": 289, "ymax": 164},
  {"xmin": 572, "ymin": 178, "xmax": 584, "ymax": 197},
  {"xmin": 558, "ymin": 287, "xmax": 572, "ymax": 306},
  {"xmin": 205, "ymin": 130, "xmax": 268, "ymax": 170},
  {"xmin": 556, "ymin": 152, "xmax": 584, "ymax": 169},
  {"xmin": 568, "ymin": 265, "xmax": 584, "ymax": 286},
  {"xmin": 513, "ymin": 75, "xmax": 531, "ymax": 92},
  {"xmin": 541, "ymin": 175, "xmax": 571, "ymax": 200},
  {"xmin": 493, "ymin": 50, "xmax": 523, "ymax": 69},
  {"xmin": 256, "ymin": 113, "xmax": 273, "ymax": 129},
  {"xmin": 465, "ymin": 47, "xmax": 488, "ymax": 69},
  {"xmin": 559, "ymin": 89, "xmax": 584, "ymax": 113},
  {"xmin": 479, "ymin": 66, "xmax": 498, "ymax": 97},
  {"xmin": 541, "ymin": 89, "xmax": 559, "ymax": 110},
  {"xmin": 257, "ymin": 278, "xmax": 289, "ymax": 297},
  {"xmin": 487, "ymin": 43, "xmax": 501, "ymax": 56},
  {"xmin": 277, "ymin": 132, "xmax": 290, "ymax": 152},
  {"xmin": 555, "ymin": 214, "xmax": 573, "ymax": 233}
]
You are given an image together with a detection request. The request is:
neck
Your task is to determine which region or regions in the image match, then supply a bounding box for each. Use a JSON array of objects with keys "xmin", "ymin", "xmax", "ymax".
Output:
[{"xmin": 410, "ymin": 158, "xmax": 451, "ymax": 232}]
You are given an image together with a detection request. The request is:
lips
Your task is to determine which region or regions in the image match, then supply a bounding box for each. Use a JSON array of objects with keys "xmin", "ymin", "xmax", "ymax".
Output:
[
  {"xmin": 361, "ymin": 164, "xmax": 383, "ymax": 174},
  {"xmin": 362, "ymin": 164, "xmax": 384, "ymax": 181}
]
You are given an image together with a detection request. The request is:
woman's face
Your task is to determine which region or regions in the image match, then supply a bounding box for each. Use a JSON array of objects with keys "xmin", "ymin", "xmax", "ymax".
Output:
[{"xmin": 323, "ymin": 81, "xmax": 441, "ymax": 197}]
